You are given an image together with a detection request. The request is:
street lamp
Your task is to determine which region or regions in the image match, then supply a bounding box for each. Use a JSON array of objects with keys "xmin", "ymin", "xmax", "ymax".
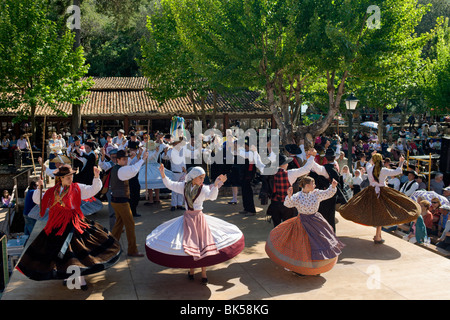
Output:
[{"xmin": 345, "ymin": 93, "xmax": 359, "ymax": 173}]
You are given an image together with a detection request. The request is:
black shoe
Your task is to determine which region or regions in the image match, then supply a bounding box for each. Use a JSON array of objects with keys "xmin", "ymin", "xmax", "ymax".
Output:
[
  {"xmin": 177, "ymin": 206, "xmax": 185, "ymax": 210},
  {"xmin": 133, "ymin": 213, "xmax": 141, "ymax": 217},
  {"xmin": 201, "ymin": 277, "xmax": 208, "ymax": 285},
  {"xmin": 81, "ymin": 284, "xmax": 88, "ymax": 291},
  {"xmin": 188, "ymin": 272, "xmax": 194, "ymax": 281},
  {"xmin": 293, "ymin": 272, "xmax": 306, "ymax": 277},
  {"xmin": 171, "ymin": 206, "xmax": 176, "ymax": 211},
  {"xmin": 228, "ymin": 201, "xmax": 238, "ymax": 205}
]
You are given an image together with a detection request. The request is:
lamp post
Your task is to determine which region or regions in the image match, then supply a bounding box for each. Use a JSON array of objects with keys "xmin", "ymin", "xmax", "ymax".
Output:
[{"xmin": 345, "ymin": 93, "xmax": 359, "ymax": 173}]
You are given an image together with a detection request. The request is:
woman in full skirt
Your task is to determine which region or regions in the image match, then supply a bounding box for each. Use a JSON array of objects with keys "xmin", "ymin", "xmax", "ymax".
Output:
[
  {"xmin": 265, "ymin": 177, "xmax": 344, "ymax": 276},
  {"xmin": 338, "ymin": 153, "xmax": 421, "ymax": 244},
  {"xmin": 16, "ymin": 165, "xmax": 121, "ymax": 290},
  {"xmin": 145, "ymin": 164, "xmax": 245, "ymax": 284}
]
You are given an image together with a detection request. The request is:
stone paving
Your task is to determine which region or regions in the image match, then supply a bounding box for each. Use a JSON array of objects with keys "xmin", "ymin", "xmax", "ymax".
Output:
[{"xmin": 2, "ymin": 194, "xmax": 450, "ymax": 301}]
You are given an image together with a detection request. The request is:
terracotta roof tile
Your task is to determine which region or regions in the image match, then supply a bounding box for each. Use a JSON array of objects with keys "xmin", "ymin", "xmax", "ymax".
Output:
[{"xmin": 3, "ymin": 77, "xmax": 270, "ymax": 117}]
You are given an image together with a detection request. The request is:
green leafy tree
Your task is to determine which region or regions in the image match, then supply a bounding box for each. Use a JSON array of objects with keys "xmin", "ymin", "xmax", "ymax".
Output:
[
  {"xmin": 0, "ymin": 0, "xmax": 93, "ymax": 140},
  {"xmin": 139, "ymin": 0, "xmax": 225, "ymax": 128},
  {"xmin": 164, "ymin": 0, "xmax": 430, "ymax": 145},
  {"xmin": 419, "ymin": 17, "xmax": 450, "ymax": 113}
]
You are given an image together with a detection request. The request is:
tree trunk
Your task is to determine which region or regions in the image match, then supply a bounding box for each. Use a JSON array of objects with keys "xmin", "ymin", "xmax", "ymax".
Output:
[
  {"xmin": 378, "ymin": 106, "xmax": 385, "ymax": 142},
  {"xmin": 294, "ymin": 70, "xmax": 348, "ymax": 150}
]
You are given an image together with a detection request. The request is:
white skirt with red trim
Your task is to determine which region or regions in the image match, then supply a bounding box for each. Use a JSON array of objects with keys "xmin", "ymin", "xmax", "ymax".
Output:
[{"xmin": 145, "ymin": 212, "xmax": 245, "ymax": 268}]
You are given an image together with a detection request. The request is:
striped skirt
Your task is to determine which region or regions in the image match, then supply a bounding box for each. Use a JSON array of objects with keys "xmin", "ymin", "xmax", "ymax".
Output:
[
  {"xmin": 16, "ymin": 219, "xmax": 122, "ymax": 281},
  {"xmin": 146, "ymin": 210, "xmax": 245, "ymax": 268},
  {"xmin": 265, "ymin": 212, "xmax": 344, "ymax": 275}
]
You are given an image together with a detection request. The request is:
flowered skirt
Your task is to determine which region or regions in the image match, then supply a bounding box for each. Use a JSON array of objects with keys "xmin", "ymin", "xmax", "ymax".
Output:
[
  {"xmin": 265, "ymin": 212, "xmax": 344, "ymax": 275},
  {"xmin": 146, "ymin": 210, "xmax": 245, "ymax": 268},
  {"xmin": 337, "ymin": 186, "xmax": 421, "ymax": 227},
  {"xmin": 16, "ymin": 219, "xmax": 121, "ymax": 281}
]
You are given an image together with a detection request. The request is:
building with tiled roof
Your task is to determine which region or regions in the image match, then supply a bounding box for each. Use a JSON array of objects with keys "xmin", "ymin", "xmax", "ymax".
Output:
[{"xmin": 1, "ymin": 77, "xmax": 275, "ymax": 138}]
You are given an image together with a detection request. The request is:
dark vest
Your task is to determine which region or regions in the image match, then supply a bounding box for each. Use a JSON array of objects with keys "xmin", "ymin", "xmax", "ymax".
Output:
[{"xmin": 110, "ymin": 165, "xmax": 130, "ymax": 199}]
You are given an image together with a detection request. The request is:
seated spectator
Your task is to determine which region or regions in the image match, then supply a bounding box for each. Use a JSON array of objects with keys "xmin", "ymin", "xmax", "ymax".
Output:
[
  {"xmin": 399, "ymin": 170, "xmax": 419, "ymax": 197},
  {"xmin": 429, "ymin": 197, "xmax": 442, "ymax": 235},
  {"xmin": 1, "ymin": 190, "xmax": 12, "ymax": 208},
  {"xmin": 438, "ymin": 204, "xmax": 450, "ymax": 237},
  {"xmin": 416, "ymin": 174, "xmax": 427, "ymax": 190},
  {"xmin": 387, "ymin": 173, "xmax": 401, "ymax": 191},
  {"xmin": 430, "ymin": 173, "xmax": 445, "ymax": 195},
  {"xmin": 443, "ymin": 186, "xmax": 450, "ymax": 202}
]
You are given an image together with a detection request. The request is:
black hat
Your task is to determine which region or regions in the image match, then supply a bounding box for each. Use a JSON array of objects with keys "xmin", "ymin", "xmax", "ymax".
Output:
[
  {"xmin": 285, "ymin": 144, "xmax": 302, "ymax": 155},
  {"xmin": 407, "ymin": 170, "xmax": 418, "ymax": 178},
  {"xmin": 279, "ymin": 154, "xmax": 293, "ymax": 166},
  {"xmin": 325, "ymin": 148, "xmax": 336, "ymax": 160},
  {"xmin": 85, "ymin": 141, "xmax": 95, "ymax": 149},
  {"xmin": 128, "ymin": 141, "xmax": 140, "ymax": 150},
  {"xmin": 53, "ymin": 164, "xmax": 76, "ymax": 176},
  {"xmin": 116, "ymin": 150, "xmax": 129, "ymax": 159}
]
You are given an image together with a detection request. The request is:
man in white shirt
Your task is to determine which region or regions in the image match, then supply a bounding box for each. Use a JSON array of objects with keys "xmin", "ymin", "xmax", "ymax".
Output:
[
  {"xmin": 112, "ymin": 129, "xmax": 127, "ymax": 150},
  {"xmin": 17, "ymin": 135, "xmax": 30, "ymax": 164},
  {"xmin": 399, "ymin": 171, "xmax": 419, "ymax": 197}
]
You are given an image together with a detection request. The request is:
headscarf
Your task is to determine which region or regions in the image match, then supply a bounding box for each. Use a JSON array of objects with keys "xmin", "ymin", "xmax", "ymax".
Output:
[
  {"xmin": 184, "ymin": 167, "xmax": 206, "ymax": 210},
  {"xmin": 185, "ymin": 167, "xmax": 205, "ymax": 182}
]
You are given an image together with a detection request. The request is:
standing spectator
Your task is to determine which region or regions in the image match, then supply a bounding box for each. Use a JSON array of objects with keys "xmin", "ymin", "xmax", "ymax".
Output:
[
  {"xmin": 112, "ymin": 129, "xmax": 127, "ymax": 150},
  {"xmin": 430, "ymin": 173, "xmax": 445, "ymax": 195},
  {"xmin": 17, "ymin": 134, "xmax": 30, "ymax": 164},
  {"xmin": 337, "ymin": 152, "xmax": 348, "ymax": 174},
  {"xmin": 408, "ymin": 114, "xmax": 415, "ymax": 130},
  {"xmin": 419, "ymin": 200, "xmax": 434, "ymax": 235},
  {"xmin": 1, "ymin": 136, "xmax": 9, "ymax": 151},
  {"xmin": 23, "ymin": 181, "xmax": 38, "ymax": 235}
]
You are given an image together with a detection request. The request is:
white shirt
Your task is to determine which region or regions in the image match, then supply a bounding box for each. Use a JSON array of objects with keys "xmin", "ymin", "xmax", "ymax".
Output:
[
  {"xmin": 399, "ymin": 179, "xmax": 419, "ymax": 197},
  {"xmin": 286, "ymin": 156, "xmax": 315, "ymax": 185},
  {"xmin": 17, "ymin": 138, "xmax": 29, "ymax": 150},
  {"xmin": 32, "ymin": 177, "xmax": 102, "ymax": 205},
  {"xmin": 164, "ymin": 148, "xmax": 186, "ymax": 173},
  {"xmin": 162, "ymin": 176, "xmax": 218, "ymax": 211},
  {"xmin": 284, "ymin": 186, "xmax": 337, "ymax": 215},
  {"xmin": 117, "ymin": 159, "xmax": 145, "ymax": 181},
  {"xmin": 366, "ymin": 163, "xmax": 403, "ymax": 188},
  {"xmin": 387, "ymin": 177, "xmax": 401, "ymax": 190}
]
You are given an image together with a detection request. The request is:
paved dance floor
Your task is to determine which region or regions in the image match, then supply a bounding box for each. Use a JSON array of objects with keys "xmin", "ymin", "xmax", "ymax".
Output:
[{"xmin": 2, "ymin": 195, "xmax": 450, "ymax": 301}]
